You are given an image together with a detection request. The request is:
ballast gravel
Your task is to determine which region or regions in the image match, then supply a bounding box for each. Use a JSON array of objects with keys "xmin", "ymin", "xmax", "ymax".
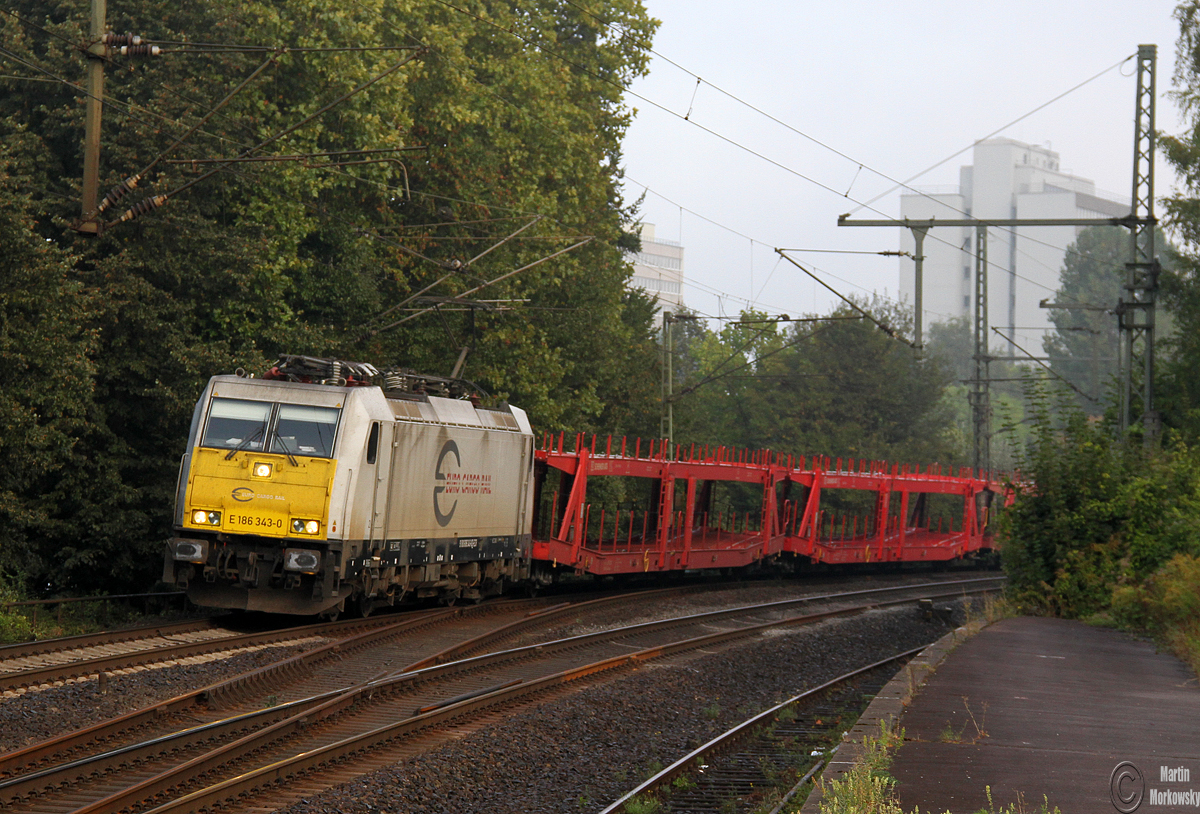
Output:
[
  {"xmin": 0, "ymin": 642, "xmax": 314, "ymax": 752},
  {"xmin": 277, "ymin": 601, "xmax": 972, "ymax": 814}
]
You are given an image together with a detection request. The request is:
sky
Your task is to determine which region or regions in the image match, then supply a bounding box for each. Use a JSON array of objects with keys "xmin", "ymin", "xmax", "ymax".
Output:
[{"xmin": 619, "ymin": 0, "xmax": 1186, "ymax": 327}]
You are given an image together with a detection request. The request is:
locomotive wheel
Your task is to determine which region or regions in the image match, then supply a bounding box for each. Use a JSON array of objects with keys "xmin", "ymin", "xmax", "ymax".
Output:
[{"xmin": 357, "ymin": 593, "xmax": 374, "ymax": 618}]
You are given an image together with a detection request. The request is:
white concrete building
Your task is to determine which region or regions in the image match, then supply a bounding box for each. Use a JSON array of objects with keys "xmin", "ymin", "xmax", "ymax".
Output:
[
  {"xmin": 628, "ymin": 222, "xmax": 685, "ymax": 313},
  {"xmin": 899, "ymin": 138, "xmax": 1128, "ymax": 353}
]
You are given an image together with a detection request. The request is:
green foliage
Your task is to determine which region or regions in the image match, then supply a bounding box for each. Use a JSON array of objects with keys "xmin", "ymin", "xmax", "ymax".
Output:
[
  {"xmin": 673, "ymin": 299, "xmax": 962, "ymax": 469},
  {"xmin": 1111, "ymin": 553, "xmax": 1200, "ymax": 675},
  {"xmin": 0, "ymin": 574, "xmax": 34, "ymax": 643},
  {"xmin": 0, "ymin": 0, "xmax": 661, "ymax": 595},
  {"xmin": 1042, "ymin": 226, "xmax": 1176, "ymax": 418},
  {"xmin": 622, "ymin": 795, "xmax": 661, "ymax": 814},
  {"xmin": 1042, "ymin": 226, "xmax": 1127, "ymax": 414},
  {"xmin": 1000, "ymin": 378, "xmax": 1200, "ymax": 617},
  {"xmin": 1159, "ymin": 4, "xmax": 1200, "ymax": 439},
  {"xmin": 817, "ymin": 722, "xmax": 904, "ymax": 814}
]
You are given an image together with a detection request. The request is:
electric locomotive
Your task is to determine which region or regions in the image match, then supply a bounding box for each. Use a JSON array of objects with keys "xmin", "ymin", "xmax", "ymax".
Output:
[{"xmin": 163, "ymin": 356, "xmax": 535, "ymax": 616}]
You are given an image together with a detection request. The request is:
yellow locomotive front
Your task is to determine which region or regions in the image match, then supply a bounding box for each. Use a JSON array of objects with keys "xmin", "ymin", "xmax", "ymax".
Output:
[{"xmin": 165, "ymin": 376, "xmax": 346, "ymax": 615}]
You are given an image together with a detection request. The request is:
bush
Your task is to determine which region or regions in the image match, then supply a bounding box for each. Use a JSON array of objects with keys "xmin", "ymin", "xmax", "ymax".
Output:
[
  {"xmin": 0, "ymin": 574, "xmax": 34, "ymax": 643},
  {"xmin": 1111, "ymin": 553, "xmax": 1200, "ymax": 675},
  {"xmin": 1000, "ymin": 380, "xmax": 1200, "ymax": 618}
]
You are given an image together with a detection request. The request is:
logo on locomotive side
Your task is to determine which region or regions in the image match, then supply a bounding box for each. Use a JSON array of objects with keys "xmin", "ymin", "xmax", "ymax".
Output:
[
  {"xmin": 231, "ymin": 487, "xmax": 285, "ymax": 502},
  {"xmin": 434, "ymin": 440, "xmax": 461, "ymax": 526}
]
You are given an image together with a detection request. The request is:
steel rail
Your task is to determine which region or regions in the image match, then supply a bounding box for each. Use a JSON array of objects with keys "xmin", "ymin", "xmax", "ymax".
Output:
[
  {"xmin": 97, "ymin": 580, "xmax": 1002, "ymax": 814},
  {"xmin": 0, "ymin": 610, "xmax": 457, "ymax": 693},
  {"xmin": 598, "ymin": 645, "xmax": 929, "ymax": 813},
  {"xmin": 0, "ymin": 584, "xmax": 723, "ymax": 782},
  {"xmin": 0, "ymin": 618, "xmax": 223, "ymax": 664},
  {"xmin": 0, "ymin": 608, "xmax": 454, "ymax": 778}
]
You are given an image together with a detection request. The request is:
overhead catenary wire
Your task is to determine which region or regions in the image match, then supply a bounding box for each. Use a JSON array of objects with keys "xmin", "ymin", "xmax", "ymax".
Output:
[
  {"xmin": 0, "ymin": 16, "xmax": 608, "ymax": 349},
  {"xmin": 624, "ymin": 176, "xmax": 958, "ymax": 323},
  {"xmin": 1, "ymin": 3, "xmax": 1044, "ymax": 340},
  {"xmin": 776, "ymin": 250, "xmax": 912, "ymax": 347},
  {"xmin": 529, "ymin": 0, "xmax": 1135, "ymax": 283},
  {"xmin": 991, "ymin": 327, "xmax": 1097, "ymax": 404}
]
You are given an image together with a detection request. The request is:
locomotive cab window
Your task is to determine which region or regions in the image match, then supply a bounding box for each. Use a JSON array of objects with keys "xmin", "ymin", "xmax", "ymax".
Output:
[
  {"xmin": 201, "ymin": 399, "xmax": 270, "ymax": 450},
  {"xmin": 200, "ymin": 399, "xmax": 341, "ymax": 458},
  {"xmin": 366, "ymin": 422, "xmax": 380, "ymax": 465},
  {"xmin": 271, "ymin": 404, "xmax": 340, "ymax": 458}
]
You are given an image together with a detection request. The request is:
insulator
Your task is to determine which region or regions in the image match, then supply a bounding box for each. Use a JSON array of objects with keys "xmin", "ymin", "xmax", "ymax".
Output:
[
  {"xmin": 328, "ymin": 360, "xmax": 341, "ymax": 381},
  {"xmin": 112, "ymin": 194, "xmax": 168, "ymax": 225},
  {"xmin": 96, "ymin": 174, "xmax": 141, "ymax": 214},
  {"xmin": 104, "ymin": 32, "xmax": 142, "ymax": 46},
  {"xmin": 120, "ymin": 44, "xmax": 161, "ymax": 57}
]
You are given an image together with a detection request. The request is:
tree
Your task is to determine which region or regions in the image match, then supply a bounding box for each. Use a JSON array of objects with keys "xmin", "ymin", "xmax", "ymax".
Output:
[
  {"xmin": 0, "ymin": 0, "xmax": 661, "ymax": 592},
  {"xmin": 1157, "ymin": 1, "xmax": 1200, "ymax": 439},
  {"xmin": 1042, "ymin": 226, "xmax": 1179, "ymax": 418},
  {"xmin": 671, "ymin": 299, "xmax": 961, "ymax": 467}
]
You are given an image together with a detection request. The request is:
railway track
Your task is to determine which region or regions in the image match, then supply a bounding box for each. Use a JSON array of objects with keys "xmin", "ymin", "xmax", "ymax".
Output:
[
  {"xmin": 0, "ymin": 575, "xmax": 1002, "ymax": 814},
  {"xmin": 0, "ymin": 582, "xmax": 739, "ymax": 781},
  {"xmin": 600, "ymin": 651, "xmax": 917, "ymax": 813},
  {"xmin": 0, "ymin": 610, "xmax": 471, "ymax": 695}
]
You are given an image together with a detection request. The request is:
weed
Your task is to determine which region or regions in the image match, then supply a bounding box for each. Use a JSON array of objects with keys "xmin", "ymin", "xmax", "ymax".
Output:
[
  {"xmin": 643, "ymin": 760, "xmax": 664, "ymax": 780},
  {"xmin": 264, "ymin": 695, "xmax": 279, "ymax": 708},
  {"xmin": 982, "ymin": 593, "xmax": 1016, "ymax": 624},
  {"xmin": 971, "ymin": 785, "xmax": 1061, "ymax": 814},
  {"xmin": 776, "ymin": 705, "xmax": 797, "ymax": 723},
  {"xmin": 671, "ymin": 774, "xmax": 696, "ymax": 790},
  {"xmin": 703, "ymin": 702, "xmax": 722, "ymax": 720},
  {"xmin": 962, "ymin": 696, "xmax": 989, "ymax": 741},
  {"xmin": 938, "ymin": 723, "xmax": 962, "ymax": 744},
  {"xmin": 623, "ymin": 794, "xmax": 661, "ymax": 814}
]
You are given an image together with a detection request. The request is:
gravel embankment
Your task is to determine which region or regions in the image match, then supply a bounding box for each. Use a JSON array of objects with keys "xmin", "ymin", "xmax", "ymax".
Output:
[
  {"xmin": 0, "ymin": 573, "xmax": 976, "ymax": 755},
  {"xmin": 279, "ymin": 601, "xmax": 972, "ymax": 814},
  {"xmin": 0, "ymin": 643, "xmax": 314, "ymax": 752}
]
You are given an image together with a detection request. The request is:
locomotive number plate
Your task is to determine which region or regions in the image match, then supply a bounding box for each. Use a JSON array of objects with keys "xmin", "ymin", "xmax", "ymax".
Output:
[{"xmin": 227, "ymin": 512, "xmax": 286, "ymax": 531}]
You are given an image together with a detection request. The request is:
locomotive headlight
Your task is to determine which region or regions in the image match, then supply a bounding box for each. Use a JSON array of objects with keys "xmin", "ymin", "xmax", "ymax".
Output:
[
  {"xmin": 192, "ymin": 510, "xmax": 221, "ymax": 526},
  {"xmin": 253, "ymin": 462, "xmax": 273, "ymax": 478},
  {"xmin": 290, "ymin": 518, "xmax": 320, "ymax": 535}
]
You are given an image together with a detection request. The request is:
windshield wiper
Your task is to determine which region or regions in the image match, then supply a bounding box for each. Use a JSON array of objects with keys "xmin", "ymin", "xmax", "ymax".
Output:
[
  {"xmin": 272, "ymin": 429, "xmax": 300, "ymax": 467},
  {"xmin": 225, "ymin": 427, "xmax": 265, "ymax": 460}
]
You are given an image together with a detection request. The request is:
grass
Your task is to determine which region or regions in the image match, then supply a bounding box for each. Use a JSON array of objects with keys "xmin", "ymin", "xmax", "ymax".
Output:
[
  {"xmin": 963, "ymin": 593, "xmax": 1018, "ymax": 629},
  {"xmin": 812, "ymin": 721, "xmax": 1059, "ymax": 814},
  {"xmin": 0, "ymin": 587, "xmax": 197, "ymax": 645},
  {"xmin": 623, "ymin": 794, "xmax": 661, "ymax": 814},
  {"xmin": 1111, "ymin": 553, "xmax": 1200, "ymax": 679}
]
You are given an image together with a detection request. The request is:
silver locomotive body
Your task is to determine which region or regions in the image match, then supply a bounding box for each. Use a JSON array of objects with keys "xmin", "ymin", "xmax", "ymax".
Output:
[{"xmin": 165, "ymin": 373, "xmax": 535, "ymax": 615}]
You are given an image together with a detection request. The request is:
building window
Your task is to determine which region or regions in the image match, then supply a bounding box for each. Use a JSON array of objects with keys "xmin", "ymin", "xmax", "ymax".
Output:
[
  {"xmin": 633, "ymin": 252, "xmax": 682, "ymax": 271},
  {"xmin": 963, "ymin": 295, "xmax": 970, "ymax": 309},
  {"xmin": 631, "ymin": 275, "xmax": 681, "ymax": 295}
]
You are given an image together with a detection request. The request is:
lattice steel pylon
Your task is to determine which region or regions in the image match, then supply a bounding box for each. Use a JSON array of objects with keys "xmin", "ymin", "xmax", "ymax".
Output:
[
  {"xmin": 970, "ymin": 225, "xmax": 990, "ymax": 476},
  {"xmin": 1120, "ymin": 44, "xmax": 1160, "ymax": 441}
]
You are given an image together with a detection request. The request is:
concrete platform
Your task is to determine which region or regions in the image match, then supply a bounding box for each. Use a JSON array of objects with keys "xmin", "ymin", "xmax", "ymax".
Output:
[{"xmin": 890, "ymin": 616, "xmax": 1200, "ymax": 813}]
